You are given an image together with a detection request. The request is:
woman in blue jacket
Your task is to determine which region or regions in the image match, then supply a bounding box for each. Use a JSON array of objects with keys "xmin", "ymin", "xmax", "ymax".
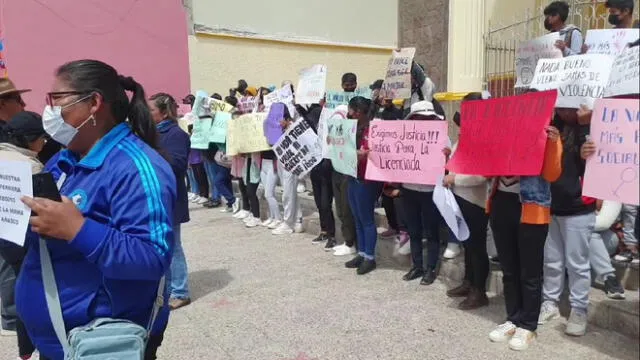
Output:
[{"xmin": 18, "ymin": 59, "xmax": 176, "ymax": 360}]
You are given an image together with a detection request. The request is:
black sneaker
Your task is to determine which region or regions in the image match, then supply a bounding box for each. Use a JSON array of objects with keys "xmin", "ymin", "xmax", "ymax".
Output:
[
  {"xmin": 311, "ymin": 234, "xmax": 326, "ymax": 244},
  {"xmin": 324, "ymin": 237, "xmax": 337, "ymax": 251},
  {"xmin": 604, "ymin": 275, "xmax": 626, "ymax": 300},
  {"xmin": 357, "ymin": 259, "xmax": 377, "ymax": 275},
  {"xmin": 420, "ymin": 268, "xmax": 437, "ymax": 286},
  {"xmin": 203, "ymin": 200, "xmax": 222, "ymax": 208},
  {"xmin": 402, "ymin": 267, "xmax": 424, "ymax": 281},
  {"xmin": 345, "ymin": 255, "xmax": 364, "ymax": 269}
]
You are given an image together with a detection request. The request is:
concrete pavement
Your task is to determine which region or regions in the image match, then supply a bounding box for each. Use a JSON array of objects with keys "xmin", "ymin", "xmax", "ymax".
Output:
[{"xmin": 1, "ymin": 205, "xmax": 639, "ymax": 360}]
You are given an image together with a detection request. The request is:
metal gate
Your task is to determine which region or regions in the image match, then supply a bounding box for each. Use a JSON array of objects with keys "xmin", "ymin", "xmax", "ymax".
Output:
[{"xmin": 483, "ymin": 0, "xmax": 639, "ymax": 98}]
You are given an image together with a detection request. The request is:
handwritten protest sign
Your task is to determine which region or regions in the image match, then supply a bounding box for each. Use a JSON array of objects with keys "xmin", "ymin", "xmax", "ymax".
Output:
[
  {"xmin": 585, "ymin": 29, "xmax": 640, "ymax": 56},
  {"xmin": 319, "ymin": 106, "xmax": 348, "ymax": 159},
  {"xmin": 192, "ymin": 90, "xmax": 209, "ymax": 117},
  {"xmin": 365, "ymin": 120, "xmax": 448, "ymax": 185},
  {"xmin": 515, "ymin": 33, "xmax": 563, "ymax": 87},
  {"xmin": 325, "ymin": 88, "xmax": 373, "ymax": 110},
  {"xmin": 0, "ymin": 161, "xmax": 32, "ymax": 246},
  {"xmin": 273, "ymin": 119, "xmax": 322, "ymax": 177},
  {"xmin": 583, "ymin": 99, "xmax": 639, "ymax": 205},
  {"xmin": 238, "ymin": 96, "xmax": 258, "ymax": 114},
  {"xmin": 447, "ymin": 90, "xmax": 558, "ymax": 176},
  {"xmin": 208, "ymin": 98, "xmax": 235, "ymax": 113},
  {"xmin": 190, "ymin": 117, "xmax": 212, "ymax": 149},
  {"xmin": 604, "ymin": 47, "xmax": 640, "ymax": 98},
  {"xmin": 327, "ymin": 117, "xmax": 358, "ymax": 177},
  {"xmin": 381, "ymin": 48, "xmax": 415, "ymax": 99},
  {"xmin": 263, "ymin": 85, "xmax": 294, "ymax": 115},
  {"xmin": 530, "ymin": 54, "xmax": 613, "ymax": 109},
  {"xmin": 296, "ymin": 64, "xmax": 327, "ymax": 104},
  {"xmin": 209, "ymin": 111, "xmax": 231, "ymax": 144},
  {"xmin": 226, "ymin": 113, "xmax": 270, "ymax": 155},
  {"xmin": 264, "ymin": 103, "xmax": 285, "ymax": 145}
]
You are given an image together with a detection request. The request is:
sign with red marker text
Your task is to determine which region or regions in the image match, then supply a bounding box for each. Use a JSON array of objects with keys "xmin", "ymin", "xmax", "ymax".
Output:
[
  {"xmin": 585, "ymin": 29, "xmax": 640, "ymax": 56},
  {"xmin": 583, "ymin": 99, "xmax": 639, "ymax": 205},
  {"xmin": 296, "ymin": 64, "xmax": 327, "ymax": 104},
  {"xmin": 273, "ymin": 119, "xmax": 322, "ymax": 177},
  {"xmin": 446, "ymin": 90, "xmax": 558, "ymax": 176},
  {"xmin": 381, "ymin": 48, "xmax": 415, "ymax": 99},
  {"xmin": 365, "ymin": 120, "xmax": 448, "ymax": 185}
]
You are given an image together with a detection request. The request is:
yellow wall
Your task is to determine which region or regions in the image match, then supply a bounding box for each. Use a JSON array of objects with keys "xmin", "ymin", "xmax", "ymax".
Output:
[{"xmin": 189, "ymin": 34, "xmax": 392, "ymax": 95}]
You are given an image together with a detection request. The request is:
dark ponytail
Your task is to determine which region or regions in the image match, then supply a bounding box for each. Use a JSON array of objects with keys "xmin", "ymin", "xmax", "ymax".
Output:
[{"xmin": 56, "ymin": 59, "xmax": 159, "ymax": 150}]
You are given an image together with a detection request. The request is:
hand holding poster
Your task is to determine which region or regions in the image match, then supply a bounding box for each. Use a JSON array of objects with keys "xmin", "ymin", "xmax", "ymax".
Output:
[
  {"xmin": 583, "ymin": 99, "xmax": 639, "ymax": 205},
  {"xmin": 325, "ymin": 88, "xmax": 373, "ymax": 110},
  {"xmin": 515, "ymin": 33, "xmax": 563, "ymax": 87},
  {"xmin": 226, "ymin": 113, "xmax": 271, "ymax": 155},
  {"xmin": 327, "ymin": 117, "xmax": 358, "ymax": 177},
  {"xmin": 365, "ymin": 120, "xmax": 448, "ymax": 185},
  {"xmin": 447, "ymin": 90, "xmax": 558, "ymax": 176},
  {"xmin": 263, "ymin": 85, "xmax": 294, "ymax": 114},
  {"xmin": 209, "ymin": 111, "xmax": 231, "ymax": 144},
  {"xmin": 585, "ymin": 29, "xmax": 640, "ymax": 56},
  {"xmin": 296, "ymin": 64, "xmax": 327, "ymax": 104},
  {"xmin": 381, "ymin": 48, "xmax": 415, "ymax": 99},
  {"xmin": 529, "ymin": 54, "xmax": 613, "ymax": 109},
  {"xmin": 604, "ymin": 47, "xmax": 640, "ymax": 98},
  {"xmin": 273, "ymin": 119, "xmax": 322, "ymax": 177},
  {"xmin": 0, "ymin": 161, "xmax": 33, "ymax": 246},
  {"xmin": 264, "ymin": 103, "xmax": 285, "ymax": 145},
  {"xmin": 319, "ymin": 105, "xmax": 348, "ymax": 159}
]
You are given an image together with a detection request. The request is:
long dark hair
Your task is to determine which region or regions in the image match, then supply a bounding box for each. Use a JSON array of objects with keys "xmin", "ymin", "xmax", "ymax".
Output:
[
  {"xmin": 149, "ymin": 92, "xmax": 178, "ymax": 121},
  {"xmin": 348, "ymin": 96, "xmax": 375, "ymax": 120},
  {"xmin": 55, "ymin": 60, "xmax": 159, "ymax": 149}
]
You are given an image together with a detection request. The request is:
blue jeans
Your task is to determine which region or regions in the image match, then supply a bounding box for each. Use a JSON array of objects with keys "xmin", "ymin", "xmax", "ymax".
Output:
[
  {"xmin": 347, "ymin": 178, "xmax": 383, "ymax": 260},
  {"xmin": 401, "ymin": 188, "xmax": 442, "ymax": 270},
  {"xmin": 213, "ymin": 162, "xmax": 235, "ymax": 206},
  {"xmin": 203, "ymin": 159, "xmax": 220, "ymax": 201},
  {"xmin": 186, "ymin": 168, "xmax": 198, "ymax": 194},
  {"xmin": 167, "ymin": 225, "xmax": 190, "ymax": 299}
]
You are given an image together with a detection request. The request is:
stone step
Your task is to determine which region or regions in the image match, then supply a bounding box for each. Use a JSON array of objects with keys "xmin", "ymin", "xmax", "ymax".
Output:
[{"xmin": 230, "ymin": 181, "xmax": 639, "ymax": 339}]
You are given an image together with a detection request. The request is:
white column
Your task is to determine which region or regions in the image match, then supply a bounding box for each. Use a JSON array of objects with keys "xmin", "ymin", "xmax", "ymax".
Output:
[{"xmin": 447, "ymin": 0, "xmax": 487, "ymax": 93}]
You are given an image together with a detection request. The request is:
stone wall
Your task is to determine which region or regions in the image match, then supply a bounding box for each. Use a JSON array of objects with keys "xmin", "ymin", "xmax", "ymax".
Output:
[{"xmin": 398, "ymin": 0, "xmax": 449, "ymax": 92}]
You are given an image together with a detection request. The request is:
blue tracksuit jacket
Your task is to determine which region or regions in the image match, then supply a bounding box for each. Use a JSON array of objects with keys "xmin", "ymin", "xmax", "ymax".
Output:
[{"xmin": 15, "ymin": 123, "xmax": 176, "ymax": 359}]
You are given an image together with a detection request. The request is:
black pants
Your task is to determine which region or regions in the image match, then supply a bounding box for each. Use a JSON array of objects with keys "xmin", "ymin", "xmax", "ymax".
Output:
[
  {"xmin": 489, "ymin": 191, "xmax": 548, "ymax": 332},
  {"xmin": 332, "ymin": 171, "xmax": 356, "ymax": 247},
  {"xmin": 246, "ymin": 182, "xmax": 260, "ymax": 218},
  {"xmin": 237, "ymin": 178, "xmax": 250, "ymax": 211},
  {"xmin": 0, "ymin": 246, "xmax": 35, "ymax": 357},
  {"xmin": 401, "ymin": 189, "xmax": 442, "ymax": 270},
  {"xmin": 381, "ymin": 194, "xmax": 401, "ymax": 231},
  {"xmin": 191, "ymin": 162, "xmax": 209, "ymax": 198},
  {"xmin": 455, "ymin": 196, "xmax": 489, "ymax": 292},
  {"xmin": 310, "ymin": 164, "xmax": 335, "ymax": 236}
]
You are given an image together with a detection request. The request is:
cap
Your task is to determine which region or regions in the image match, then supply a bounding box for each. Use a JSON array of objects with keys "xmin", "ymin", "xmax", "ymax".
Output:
[
  {"xmin": 369, "ymin": 79, "xmax": 384, "ymax": 90},
  {"xmin": 7, "ymin": 111, "xmax": 45, "ymax": 139},
  {"xmin": 0, "ymin": 78, "xmax": 31, "ymax": 97},
  {"xmin": 406, "ymin": 101, "xmax": 444, "ymax": 120}
]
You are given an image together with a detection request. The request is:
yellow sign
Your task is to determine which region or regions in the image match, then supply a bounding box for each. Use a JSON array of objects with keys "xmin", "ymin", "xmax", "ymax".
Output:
[{"xmin": 226, "ymin": 113, "xmax": 271, "ymax": 155}]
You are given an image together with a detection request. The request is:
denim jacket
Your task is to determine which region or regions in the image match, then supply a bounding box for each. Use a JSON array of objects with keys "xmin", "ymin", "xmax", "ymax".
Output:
[{"xmin": 520, "ymin": 176, "xmax": 551, "ymax": 207}]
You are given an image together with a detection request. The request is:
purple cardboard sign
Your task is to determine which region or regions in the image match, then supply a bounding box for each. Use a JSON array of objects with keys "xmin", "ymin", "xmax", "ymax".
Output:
[{"xmin": 264, "ymin": 103, "xmax": 285, "ymax": 145}]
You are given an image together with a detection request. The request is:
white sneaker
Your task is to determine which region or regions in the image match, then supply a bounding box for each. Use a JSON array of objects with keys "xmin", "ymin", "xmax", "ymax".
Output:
[
  {"xmin": 245, "ymin": 217, "xmax": 261, "ymax": 228},
  {"xmin": 333, "ymin": 244, "xmax": 356, "ymax": 256},
  {"xmin": 261, "ymin": 219, "xmax": 274, "ymax": 227},
  {"xmin": 268, "ymin": 220, "xmax": 282, "ymax": 229},
  {"xmin": 272, "ymin": 223, "xmax": 294, "ymax": 235},
  {"xmin": 234, "ymin": 210, "xmax": 250, "ymax": 219},
  {"xmin": 232, "ymin": 201, "xmax": 241, "ymax": 214},
  {"xmin": 443, "ymin": 243, "xmax": 461, "ymax": 259},
  {"xmin": 538, "ymin": 300, "xmax": 560, "ymax": 325},
  {"xmin": 565, "ymin": 308, "xmax": 588, "ymax": 336},
  {"xmin": 508, "ymin": 328, "xmax": 536, "ymax": 351},
  {"xmin": 197, "ymin": 196, "xmax": 209, "ymax": 205},
  {"xmin": 294, "ymin": 222, "xmax": 304, "ymax": 233},
  {"xmin": 489, "ymin": 321, "xmax": 517, "ymax": 343},
  {"xmin": 220, "ymin": 205, "xmax": 233, "ymax": 213},
  {"xmin": 297, "ymin": 183, "xmax": 306, "ymax": 193},
  {"xmin": 187, "ymin": 193, "xmax": 196, "ymax": 201},
  {"xmin": 243, "ymin": 214, "xmax": 254, "ymax": 224}
]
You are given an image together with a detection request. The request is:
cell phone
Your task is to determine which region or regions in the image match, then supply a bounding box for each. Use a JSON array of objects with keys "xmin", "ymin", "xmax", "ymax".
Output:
[{"xmin": 32, "ymin": 173, "xmax": 62, "ymax": 202}]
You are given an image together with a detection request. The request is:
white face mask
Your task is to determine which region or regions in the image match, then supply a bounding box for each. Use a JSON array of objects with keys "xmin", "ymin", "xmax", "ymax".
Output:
[{"xmin": 42, "ymin": 96, "xmax": 94, "ymax": 146}]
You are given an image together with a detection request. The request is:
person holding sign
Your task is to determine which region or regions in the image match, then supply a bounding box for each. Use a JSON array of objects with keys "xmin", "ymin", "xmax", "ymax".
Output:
[
  {"xmin": 605, "ymin": 0, "xmax": 635, "ymax": 29},
  {"xmin": 343, "ymin": 97, "xmax": 383, "ymax": 275},
  {"xmin": 543, "ymin": 1, "xmax": 583, "ymax": 57},
  {"xmin": 402, "ymin": 62, "xmax": 436, "ymax": 118}
]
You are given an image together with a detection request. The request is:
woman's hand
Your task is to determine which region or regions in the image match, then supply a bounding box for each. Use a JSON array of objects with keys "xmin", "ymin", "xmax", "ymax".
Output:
[
  {"xmin": 442, "ymin": 174, "xmax": 456, "ymax": 188},
  {"xmin": 554, "ymin": 40, "xmax": 567, "ymax": 51},
  {"xmin": 577, "ymin": 104, "xmax": 593, "ymax": 125},
  {"xmin": 442, "ymin": 147, "xmax": 451, "ymax": 158},
  {"xmin": 21, "ymin": 196, "xmax": 85, "ymax": 241},
  {"xmin": 581, "ymin": 140, "xmax": 597, "ymax": 160},
  {"xmin": 357, "ymin": 147, "xmax": 370, "ymax": 160},
  {"xmin": 546, "ymin": 126, "xmax": 560, "ymax": 141}
]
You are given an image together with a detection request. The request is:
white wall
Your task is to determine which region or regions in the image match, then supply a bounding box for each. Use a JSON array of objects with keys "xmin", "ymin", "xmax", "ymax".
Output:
[{"xmin": 192, "ymin": 0, "xmax": 398, "ymax": 48}]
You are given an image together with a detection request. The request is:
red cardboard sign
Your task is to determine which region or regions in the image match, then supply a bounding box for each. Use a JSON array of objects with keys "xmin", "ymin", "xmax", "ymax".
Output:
[{"xmin": 447, "ymin": 90, "xmax": 558, "ymax": 176}]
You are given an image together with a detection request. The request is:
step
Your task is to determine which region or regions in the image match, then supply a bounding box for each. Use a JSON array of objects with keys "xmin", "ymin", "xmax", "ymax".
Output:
[{"xmin": 231, "ymin": 181, "xmax": 640, "ymax": 339}]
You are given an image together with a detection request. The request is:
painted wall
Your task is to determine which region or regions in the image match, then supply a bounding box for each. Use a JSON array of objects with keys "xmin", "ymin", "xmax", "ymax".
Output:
[{"xmin": 189, "ymin": 34, "xmax": 391, "ymax": 95}]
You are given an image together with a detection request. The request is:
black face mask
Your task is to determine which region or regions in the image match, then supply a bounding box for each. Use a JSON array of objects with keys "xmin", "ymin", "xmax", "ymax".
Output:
[
  {"xmin": 544, "ymin": 19, "xmax": 553, "ymax": 31},
  {"xmin": 608, "ymin": 14, "xmax": 622, "ymax": 26},
  {"xmin": 453, "ymin": 111, "xmax": 461, "ymax": 127}
]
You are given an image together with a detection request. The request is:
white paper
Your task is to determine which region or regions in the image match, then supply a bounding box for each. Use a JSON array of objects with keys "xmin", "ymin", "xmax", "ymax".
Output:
[
  {"xmin": 585, "ymin": 29, "xmax": 640, "ymax": 56},
  {"xmin": 263, "ymin": 85, "xmax": 295, "ymax": 115},
  {"xmin": 515, "ymin": 33, "xmax": 563, "ymax": 88},
  {"xmin": 381, "ymin": 47, "xmax": 416, "ymax": 99},
  {"xmin": 433, "ymin": 183, "xmax": 469, "ymax": 241},
  {"xmin": 296, "ymin": 64, "xmax": 327, "ymax": 105},
  {"xmin": 0, "ymin": 161, "xmax": 33, "ymax": 246},
  {"xmin": 604, "ymin": 46, "xmax": 640, "ymax": 98},
  {"xmin": 530, "ymin": 54, "xmax": 613, "ymax": 109},
  {"xmin": 273, "ymin": 118, "xmax": 323, "ymax": 177}
]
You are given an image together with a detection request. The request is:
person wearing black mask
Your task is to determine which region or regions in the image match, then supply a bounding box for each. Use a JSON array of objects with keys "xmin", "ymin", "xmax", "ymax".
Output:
[
  {"xmin": 371, "ymin": 79, "xmax": 403, "ymax": 121},
  {"xmin": 605, "ymin": 0, "xmax": 635, "ymax": 28},
  {"xmin": 543, "ymin": 1, "xmax": 583, "ymax": 56}
]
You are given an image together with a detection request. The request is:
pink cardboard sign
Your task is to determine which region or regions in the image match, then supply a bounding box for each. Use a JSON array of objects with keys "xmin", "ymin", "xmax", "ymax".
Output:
[
  {"xmin": 583, "ymin": 98, "xmax": 639, "ymax": 205},
  {"xmin": 365, "ymin": 120, "xmax": 448, "ymax": 185},
  {"xmin": 2, "ymin": 0, "xmax": 190, "ymax": 110}
]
